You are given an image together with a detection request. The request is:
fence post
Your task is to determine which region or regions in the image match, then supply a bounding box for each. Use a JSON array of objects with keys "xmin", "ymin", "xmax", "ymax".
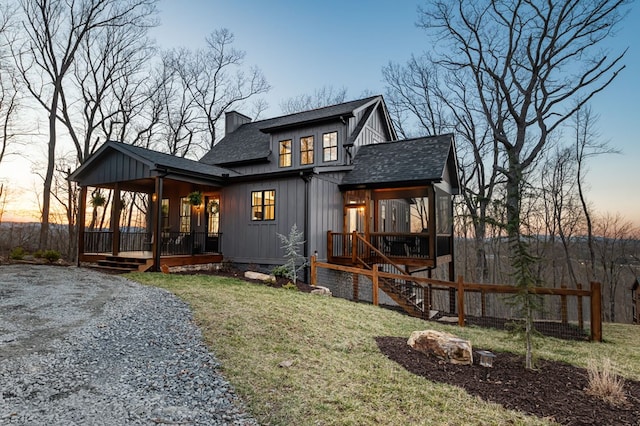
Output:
[
  {"xmin": 327, "ymin": 231, "xmax": 333, "ymax": 261},
  {"xmin": 310, "ymin": 255, "xmax": 317, "ymax": 286},
  {"xmin": 353, "ymin": 273, "xmax": 359, "ymax": 302},
  {"xmin": 372, "ymin": 265, "xmax": 379, "ymax": 306},
  {"xmin": 560, "ymin": 283, "xmax": 568, "ymax": 324},
  {"xmin": 577, "ymin": 283, "xmax": 584, "ymax": 330},
  {"xmin": 351, "ymin": 231, "xmax": 358, "ymax": 264},
  {"xmin": 457, "ymin": 276, "xmax": 465, "ymax": 327},
  {"xmin": 590, "ymin": 281, "xmax": 602, "ymax": 342}
]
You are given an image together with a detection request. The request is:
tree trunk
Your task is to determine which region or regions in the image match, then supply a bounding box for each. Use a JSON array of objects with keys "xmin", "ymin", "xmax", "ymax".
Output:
[{"xmin": 39, "ymin": 87, "xmax": 60, "ymax": 250}]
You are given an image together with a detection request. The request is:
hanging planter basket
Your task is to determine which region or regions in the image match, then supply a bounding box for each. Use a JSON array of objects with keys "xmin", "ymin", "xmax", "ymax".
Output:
[{"xmin": 187, "ymin": 191, "xmax": 203, "ymax": 206}]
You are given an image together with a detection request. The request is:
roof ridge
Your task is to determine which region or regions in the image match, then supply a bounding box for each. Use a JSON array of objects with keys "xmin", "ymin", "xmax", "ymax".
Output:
[{"xmin": 248, "ymin": 94, "xmax": 382, "ymax": 125}]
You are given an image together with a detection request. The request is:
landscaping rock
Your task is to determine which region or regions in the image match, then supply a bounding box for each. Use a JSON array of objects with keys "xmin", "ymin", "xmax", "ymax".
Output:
[
  {"xmin": 310, "ymin": 285, "xmax": 332, "ymax": 296},
  {"xmin": 407, "ymin": 329, "xmax": 473, "ymax": 365},
  {"xmin": 244, "ymin": 271, "xmax": 275, "ymax": 281}
]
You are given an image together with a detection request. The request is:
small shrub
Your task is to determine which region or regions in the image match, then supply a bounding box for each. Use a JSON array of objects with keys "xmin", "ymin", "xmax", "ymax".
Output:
[
  {"xmin": 282, "ymin": 282, "xmax": 298, "ymax": 291},
  {"xmin": 271, "ymin": 265, "xmax": 289, "ymax": 278},
  {"xmin": 9, "ymin": 247, "xmax": 27, "ymax": 260},
  {"xmin": 586, "ymin": 357, "xmax": 627, "ymax": 406},
  {"xmin": 33, "ymin": 250, "xmax": 44, "ymax": 259},
  {"xmin": 42, "ymin": 250, "xmax": 61, "ymax": 263}
]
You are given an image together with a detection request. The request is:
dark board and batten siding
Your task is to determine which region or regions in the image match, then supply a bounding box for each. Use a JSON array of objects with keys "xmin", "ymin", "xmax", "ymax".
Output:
[
  {"xmin": 79, "ymin": 150, "xmax": 150, "ymax": 187},
  {"xmin": 308, "ymin": 172, "xmax": 345, "ymax": 262},
  {"xmin": 220, "ymin": 177, "xmax": 306, "ymax": 265}
]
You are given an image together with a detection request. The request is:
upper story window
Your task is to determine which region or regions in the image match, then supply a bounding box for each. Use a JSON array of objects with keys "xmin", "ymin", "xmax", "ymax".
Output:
[
  {"xmin": 279, "ymin": 139, "xmax": 292, "ymax": 167},
  {"xmin": 251, "ymin": 190, "xmax": 275, "ymax": 221},
  {"xmin": 300, "ymin": 135, "xmax": 314, "ymax": 165},
  {"xmin": 322, "ymin": 131, "xmax": 338, "ymax": 162}
]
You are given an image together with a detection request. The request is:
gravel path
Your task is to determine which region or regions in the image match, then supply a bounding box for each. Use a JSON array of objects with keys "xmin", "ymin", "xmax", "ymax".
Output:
[{"xmin": 0, "ymin": 264, "xmax": 257, "ymax": 425}]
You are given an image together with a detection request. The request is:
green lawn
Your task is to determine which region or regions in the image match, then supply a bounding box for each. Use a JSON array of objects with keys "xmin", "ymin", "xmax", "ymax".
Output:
[{"xmin": 129, "ymin": 273, "xmax": 640, "ymax": 426}]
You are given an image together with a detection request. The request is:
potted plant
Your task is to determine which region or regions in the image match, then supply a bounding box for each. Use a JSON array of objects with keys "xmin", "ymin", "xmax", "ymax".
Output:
[{"xmin": 187, "ymin": 191, "xmax": 203, "ymax": 206}]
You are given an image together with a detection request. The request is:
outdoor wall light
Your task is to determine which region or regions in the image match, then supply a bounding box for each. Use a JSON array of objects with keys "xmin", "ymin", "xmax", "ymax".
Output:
[
  {"xmin": 476, "ymin": 350, "xmax": 496, "ymax": 380},
  {"xmin": 152, "ymin": 193, "xmax": 157, "ymax": 202}
]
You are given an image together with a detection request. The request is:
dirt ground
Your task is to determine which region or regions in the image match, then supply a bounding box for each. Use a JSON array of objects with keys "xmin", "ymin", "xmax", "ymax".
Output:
[{"xmin": 376, "ymin": 336, "xmax": 640, "ymax": 425}]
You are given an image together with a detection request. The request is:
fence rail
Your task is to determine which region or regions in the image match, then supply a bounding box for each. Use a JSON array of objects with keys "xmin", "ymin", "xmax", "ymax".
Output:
[{"xmin": 310, "ymin": 256, "xmax": 602, "ymax": 342}]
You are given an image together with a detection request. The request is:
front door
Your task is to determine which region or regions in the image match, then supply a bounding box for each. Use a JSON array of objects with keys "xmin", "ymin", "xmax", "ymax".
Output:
[{"xmin": 205, "ymin": 196, "xmax": 220, "ymax": 252}]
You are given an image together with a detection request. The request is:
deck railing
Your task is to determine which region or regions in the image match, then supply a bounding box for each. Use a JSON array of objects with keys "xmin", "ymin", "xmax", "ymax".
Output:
[
  {"xmin": 83, "ymin": 230, "xmax": 222, "ymax": 256},
  {"xmin": 160, "ymin": 231, "xmax": 222, "ymax": 256},
  {"xmin": 84, "ymin": 230, "xmax": 113, "ymax": 254},
  {"xmin": 328, "ymin": 231, "xmax": 451, "ymax": 265}
]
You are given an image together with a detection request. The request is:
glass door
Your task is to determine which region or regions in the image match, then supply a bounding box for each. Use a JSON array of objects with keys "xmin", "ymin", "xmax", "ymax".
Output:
[{"xmin": 205, "ymin": 196, "xmax": 220, "ymax": 252}]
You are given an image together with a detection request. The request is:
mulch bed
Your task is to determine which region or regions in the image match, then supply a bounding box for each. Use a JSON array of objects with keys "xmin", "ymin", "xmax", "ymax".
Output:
[{"xmin": 376, "ymin": 336, "xmax": 640, "ymax": 425}]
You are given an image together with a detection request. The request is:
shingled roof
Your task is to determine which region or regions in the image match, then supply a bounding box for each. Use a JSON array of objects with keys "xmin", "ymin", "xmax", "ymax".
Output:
[
  {"xmin": 340, "ymin": 134, "xmax": 458, "ymax": 191},
  {"xmin": 69, "ymin": 141, "xmax": 239, "ymax": 187},
  {"xmin": 200, "ymin": 96, "xmax": 383, "ymax": 166}
]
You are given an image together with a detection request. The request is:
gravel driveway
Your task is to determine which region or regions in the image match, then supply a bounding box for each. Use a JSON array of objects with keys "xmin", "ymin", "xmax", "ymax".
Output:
[{"xmin": 0, "ymin": 264, "xmax": 257, "ymax": 425}]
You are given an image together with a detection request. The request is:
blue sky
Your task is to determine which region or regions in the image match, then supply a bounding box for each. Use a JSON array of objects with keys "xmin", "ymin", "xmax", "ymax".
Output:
[
  {"xmin": 152, "ymin": 0, "xmax": 639, "ymax": 225},
  {"xmin": 1, "ymin": 1, "xmax": 637, "ymax": 225}
]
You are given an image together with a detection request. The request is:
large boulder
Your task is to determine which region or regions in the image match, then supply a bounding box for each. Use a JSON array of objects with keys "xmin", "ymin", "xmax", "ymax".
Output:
[{"xmin": 407, "ymin": 330, "xmax": 473, "ymax": 365}]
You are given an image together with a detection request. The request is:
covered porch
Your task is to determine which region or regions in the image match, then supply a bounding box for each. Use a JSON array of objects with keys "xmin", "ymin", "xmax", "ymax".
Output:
[
  {"xmin": 330, "ymin": 135, "xmax": 459, "ymax": 277},
  {"xmin": 70, "ymin": 141, "xmax": 235, "ymax": 271},
  {"xmin": 327, "ymin": 186, "xmax": 454, "ymax": 272}
]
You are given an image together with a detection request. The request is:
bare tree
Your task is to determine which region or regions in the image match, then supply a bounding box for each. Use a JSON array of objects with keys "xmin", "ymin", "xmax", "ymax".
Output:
[
  {"xmin": 168, "ymin": 28, "xmax": 270, "ymax": 151},
  {"xmin": 279, "ymin": 85, "xmax": 348, "ymax": 115},
  {"xmin": 593, "ymin": 213, "xmax": 636, "ymax": 322},
  {"xmin": 14, "ymin": 0, "xmax": 157, "ymax": 250},
  {"xmin": 0, "ymin": 3, "xmax": 20, "ymax": 168},
  {"xmin": 416, "ymin": 0, "xmax": 629, "ymax": 368},
  {"xmin": 384, "ymin": 53, "xmax": 501, "ymax": 283}
]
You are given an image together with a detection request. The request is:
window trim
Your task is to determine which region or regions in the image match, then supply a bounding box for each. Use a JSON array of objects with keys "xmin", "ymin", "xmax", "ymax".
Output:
[
  {"xmin": 322, "ymin": 131, "xmax": 338, "ymax": 162},
  {"xmin": 251, "ymin": 190, "xmax": 276, "ymax": 221},
  {"xmin": 279, "ymin": 139, "xmax": 292, "ymax": 168},
  {"xmin": 300, "ymin": 135, "xmax": 314, "ymax": 165}
]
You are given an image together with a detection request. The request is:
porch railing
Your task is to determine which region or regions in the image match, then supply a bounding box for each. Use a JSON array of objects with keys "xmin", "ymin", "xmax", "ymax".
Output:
[
  {"xmin": 84, "ymin": 230, "xmax": 113, "ymax": 254},
  {"xmin": 160, "ymin": 231, "xmax": 222, "ymax": 256},
  {"xmin": 328, "ymin": 231, "xmax": 451, "ymax": 265},
  {"xmin": 83, "ymin": 230, "xmax": 222, "ymax": 256}
]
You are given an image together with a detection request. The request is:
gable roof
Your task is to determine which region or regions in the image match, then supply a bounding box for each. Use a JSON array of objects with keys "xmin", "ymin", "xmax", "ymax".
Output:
[
  {"xmin": 69, "ymin": 141, "xmax": 238, "ymax": 187},
  {"xmin": 339, "ymin": 134, "xmax": 459, "ymax": 192},
  {"xmin": 200, "ymin": 95, "xmax": 393, "ymax": 166}
]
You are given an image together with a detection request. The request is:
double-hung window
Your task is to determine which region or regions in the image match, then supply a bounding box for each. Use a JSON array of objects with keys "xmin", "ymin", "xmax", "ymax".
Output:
[
  {"xmin": 279, "ymin": 139, "xmax": 292, "ymax": 167},
  {"xmin": 179, "ymin": 197, "xmax": 191, "ymax": 232},
  {"xmin": 300, "ymin": 136, "xmax": 314, "ymax": 165},
  {"xmin": 322, "ymin": 131, "xmax": 338, "ymax": 162},
  {"xmin": 251, "ymin": 190, "xmax": 275, "ymax": 221}
]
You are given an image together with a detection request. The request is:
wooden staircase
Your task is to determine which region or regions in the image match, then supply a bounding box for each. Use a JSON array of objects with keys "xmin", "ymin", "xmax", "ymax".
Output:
[
  {"xmin": 354, "ymin": 234, "xmax": 429, "ymax": 319},
  {"xmin": 94, "ymin": 255, "xmax": 154, "ymax": 273}
]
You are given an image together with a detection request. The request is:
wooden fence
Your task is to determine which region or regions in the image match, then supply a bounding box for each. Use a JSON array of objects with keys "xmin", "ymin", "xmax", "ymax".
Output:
[{"xmin": 310, "ymin": 257, "xmax": 603, "ymax": 342}]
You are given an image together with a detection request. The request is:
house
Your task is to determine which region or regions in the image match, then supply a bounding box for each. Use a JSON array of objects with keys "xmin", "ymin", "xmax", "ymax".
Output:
[{"xmin": 69, "ymin": 95, "xmax": 460, "ymax": 301}]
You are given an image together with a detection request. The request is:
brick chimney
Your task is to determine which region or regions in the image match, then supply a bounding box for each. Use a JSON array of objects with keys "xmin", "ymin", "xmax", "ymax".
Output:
[{"xmin": 225, "ymin": 111, "xmax": 252, "ymax": 135}]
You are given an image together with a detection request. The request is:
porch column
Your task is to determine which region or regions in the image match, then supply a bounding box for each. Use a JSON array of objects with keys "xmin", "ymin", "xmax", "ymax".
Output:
[
  {"xmin": 76, "ymin": 186, "xmax": 87, "ymax": 266},
  {"xmin": 153, "ymin": 176, "xmax": 164, "ymax": 272},
  {"xmin": 364, "ymin": 190, "xmax": 372, "ymax": 238},
  {"xmin": 111, "ymin": 183, "xmax": 121, "ymax": 256}
]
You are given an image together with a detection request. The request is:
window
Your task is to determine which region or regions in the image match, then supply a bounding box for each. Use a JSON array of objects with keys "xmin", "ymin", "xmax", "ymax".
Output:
[
  {"xmin": 161, "ymin": 199, "xmax": 169, "ymax": 231},
  {"xmin": 251, "ymin": 190, "xmax": 275, "ymax": 221},
  {"xmin": 322, "ymin": 131, "xmax": 338, "ymax": 162},
  {"xmin": 279, "ymin": 139, "xmax": 292, "ymax": 167},
  {"xmin": 300, "ymin": 135, "xmax": 314, "ymax": 165},
  {"xmin": 179, "ymin": 197, "xmax": 191, "ymax": 232}
]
